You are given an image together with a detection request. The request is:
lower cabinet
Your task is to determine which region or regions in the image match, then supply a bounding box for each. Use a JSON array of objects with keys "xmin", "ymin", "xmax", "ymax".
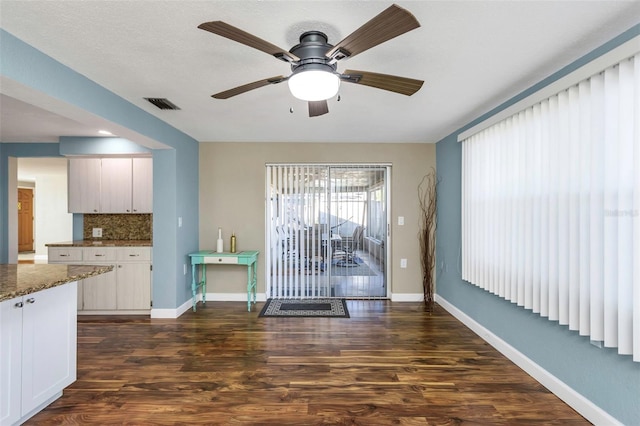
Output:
[
  {"xmin": 82, "ymin": 268, "xmax": 117, "ymax": 310},
  {"xmin": 48, "ymin": 246, "xmax": 152, "ymax": 314},
  {"xmin": 116, "ymin": 263, "xmax": 152, "ymax": 310},
  {"xmin": 0, "ymin": 282, "xmax": 77, "ymax": 426}
]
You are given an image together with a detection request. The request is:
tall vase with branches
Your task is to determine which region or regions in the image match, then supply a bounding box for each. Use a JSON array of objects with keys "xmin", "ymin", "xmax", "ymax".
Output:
[{"xmin": 418, "ymin": 168, "xmax": 437, "ymax": 312}]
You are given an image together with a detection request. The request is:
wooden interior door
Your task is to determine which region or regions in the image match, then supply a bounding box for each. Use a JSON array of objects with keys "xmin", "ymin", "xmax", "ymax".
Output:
[{"xmin": 18, "ymin": 188, "xmax": 34, "ymax": 252}]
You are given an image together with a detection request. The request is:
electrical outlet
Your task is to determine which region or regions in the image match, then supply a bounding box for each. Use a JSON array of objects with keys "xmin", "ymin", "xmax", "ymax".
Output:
[
  {"xmin": 398, "ymin": 216, "xmax": 405, "ymax": 226},
  {"xmin": 400, "ymin": 258, "xmax": 407, "ymax": 268},
  {"xmin": 92, "ymin": 228, "xmax": 102, "ymax": 238}
]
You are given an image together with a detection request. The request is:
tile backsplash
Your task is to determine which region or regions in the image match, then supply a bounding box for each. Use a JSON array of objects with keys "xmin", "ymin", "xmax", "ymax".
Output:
[{"xmin": 83, "ymin": 214, "xmax": 152, "ymax": 240}]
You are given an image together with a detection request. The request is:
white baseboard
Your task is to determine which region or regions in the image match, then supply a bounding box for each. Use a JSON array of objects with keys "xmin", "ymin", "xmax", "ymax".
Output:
[
  {"xmin": 390, "ymin": 293, "xmax": 423, "ymax": 302},
  {"xmin": 151, "ymin": 298, "xmax": 193, "ymax": 319},
  {"xmin": 435, "ymin": 294, "xmax": 622, "ymax": 426}
]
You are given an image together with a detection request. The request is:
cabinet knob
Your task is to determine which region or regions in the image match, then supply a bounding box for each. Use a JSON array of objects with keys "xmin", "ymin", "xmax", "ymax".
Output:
[
  {"xmin": 93, "ymin": 209, "xmax": 98, "ymax": 212},
  {"xmin": 26, "ymin": 298, "xmax": 35, "ymax": 304},
  {"xmin": 14, "ymin": 301, "xmax": 24, "ymax": 308},
  {"xmin": 118, "ymin": 265, "xmax": 123, "ymax": 268}
]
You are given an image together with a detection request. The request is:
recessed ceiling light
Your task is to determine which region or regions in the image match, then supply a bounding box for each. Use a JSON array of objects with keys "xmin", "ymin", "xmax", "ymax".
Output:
[{"xmin": 98, "ymin": 130, "xmax": 113, "ymax": 136}]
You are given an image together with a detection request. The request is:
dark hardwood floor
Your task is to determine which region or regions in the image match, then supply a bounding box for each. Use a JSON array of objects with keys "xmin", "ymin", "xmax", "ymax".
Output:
[{"xmin": 28, "ymin": 301, "xmax": 589, "ymax": 425}]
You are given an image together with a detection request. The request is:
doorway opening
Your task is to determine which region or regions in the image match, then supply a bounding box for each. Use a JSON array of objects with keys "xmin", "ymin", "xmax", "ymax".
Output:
[
  {"xmin": 14, "ymin": 157, "xmax": 72, "ymax": 264},
  {"xmin": 265, "ymin": 164, "xmax": 389, "ymax": 299}
]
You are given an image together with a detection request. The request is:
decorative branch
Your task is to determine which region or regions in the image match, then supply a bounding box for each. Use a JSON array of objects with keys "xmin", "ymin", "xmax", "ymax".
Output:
[{"xmin": 418, "ymin": 168, "xmax": 438, "ymax": 312}]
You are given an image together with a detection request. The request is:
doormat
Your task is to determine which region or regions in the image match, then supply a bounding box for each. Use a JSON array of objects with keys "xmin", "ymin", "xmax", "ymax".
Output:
[{"xmin": 258, "ymin": 298, "xmax": 350, "ymax": 318}]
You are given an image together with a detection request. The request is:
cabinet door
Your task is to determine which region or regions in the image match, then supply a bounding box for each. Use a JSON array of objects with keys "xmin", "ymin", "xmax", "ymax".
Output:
[
  {"xmin": 0, "ymin": 297, "xmax": 23, "ymax": 426},
  {"xmin": 132, "ymin": 158, "xmax": 153, "ymax": 213},
  {"xmin": 100, "ymin": 158, "xmax": 132, "ymax": 213},
  {"xmin": 21, "ymin": 283, "xmax": 77, "ymax": 417},
  {"xmin": 116, "ymin": 263, "xmax": 151, "ymax": 310},
  {"xmin": 83, "ymin": 269, "xmax": 117, "ymax": 310},
  {"xmin": 68, "ymin": 158, "xmax": 101, "ymax": 213}
]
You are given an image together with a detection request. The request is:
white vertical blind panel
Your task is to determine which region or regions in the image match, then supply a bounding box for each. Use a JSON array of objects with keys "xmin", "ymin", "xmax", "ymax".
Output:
[
  {"xmin": 589, "ymin": 72, "xmax": 605, "ymax": 342},
  {"xmin": 634, "ymin": 55, "xmax": 640, "ymax": 363},
  {"xmin": 461, "ymin": 54, "xmax": 639, "ymax": 362},
  {"xmin": 617, "ymin": 59, "xmax": 635, "ymax": 355},
  {"xmin": 578, "ymin": 79, "xmax": 592, "ymax": 336},
  {"xmin": 603, "ymin": 66, "xmax": 619, "ymax": 348}
]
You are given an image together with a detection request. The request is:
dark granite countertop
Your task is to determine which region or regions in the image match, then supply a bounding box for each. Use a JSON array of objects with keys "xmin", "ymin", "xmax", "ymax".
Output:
[
  {"xmin": 0, "ymin": 264, "xmax": 114, "ymax": 302},
  {"xmin": 46, "ymin": 240, "xmax": 153, "ymax": 247}
]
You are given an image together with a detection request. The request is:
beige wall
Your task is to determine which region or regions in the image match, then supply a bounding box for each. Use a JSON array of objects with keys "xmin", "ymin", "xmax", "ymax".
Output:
[{"xmin": 199, "ymin": 142, "xmax": 436, "ymax": 298}]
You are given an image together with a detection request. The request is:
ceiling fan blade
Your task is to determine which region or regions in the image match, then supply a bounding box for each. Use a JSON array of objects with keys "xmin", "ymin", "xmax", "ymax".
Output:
[
  {"xmin": 325, "ymin": 4, "xmax": 419, "ymax": 61},
  {"xmin": 308, "ymin": 100, "xmax": 329, "ymax": 117},
  {"xmin": 212, "ymin": 76, "xmax": 287, "ymax": 99},
  {"xmin": 341, "ymin": 70, "xmax": 423, "ymax": 96},
  {"xmin": 198, "ymin": 21, "xmax": 299, "ymax": 63}
]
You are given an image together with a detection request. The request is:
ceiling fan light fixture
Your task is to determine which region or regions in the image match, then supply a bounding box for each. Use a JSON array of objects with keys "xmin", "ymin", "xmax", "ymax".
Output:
[{"xmin": 288, "ymin": 69, "xmax": 340, "ymax": 102}]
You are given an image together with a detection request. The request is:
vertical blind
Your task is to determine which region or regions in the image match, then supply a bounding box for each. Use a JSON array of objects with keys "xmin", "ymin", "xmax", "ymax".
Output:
[
  {"xmin": 266, "ymin": 164, "xmax": 329, "ymax": 299},
  {"xmin": 266, "ymin": 164, "xmax": 389, "ymax": 299},
  {"xmin": 461, "ymin": 53, "xmax": 639, "ymax": 362}
]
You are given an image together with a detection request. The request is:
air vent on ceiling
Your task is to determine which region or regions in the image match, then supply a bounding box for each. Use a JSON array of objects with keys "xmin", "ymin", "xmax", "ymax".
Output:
[{"xmin": 144, "ymin": 97, "xmax": 181, "ymax": 110}]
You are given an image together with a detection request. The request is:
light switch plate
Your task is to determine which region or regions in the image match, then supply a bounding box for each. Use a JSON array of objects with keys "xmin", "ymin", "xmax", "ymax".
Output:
[
  {"xmin": 92, "ymin": 228, "xmax": 102, "ymax": 238},
  {"xmin": 398, "ymin": 216, "xmax": 405, "ymax": 226},
  {"xmin": 400, "ymin": 258, "xmax": 407, "ymax": 268}
]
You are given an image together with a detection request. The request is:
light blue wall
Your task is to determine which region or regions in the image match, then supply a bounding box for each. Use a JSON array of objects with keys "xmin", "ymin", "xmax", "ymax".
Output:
[
  {"xmin": 1, "ymin": 29, "xmax": 199, "ymax": 310},
  {"xmin": 436, "ymin": 24, "xmax": 640, "ymax": 425}
]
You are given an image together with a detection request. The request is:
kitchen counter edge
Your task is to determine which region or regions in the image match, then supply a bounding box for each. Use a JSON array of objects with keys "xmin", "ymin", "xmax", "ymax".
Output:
[
  {"xmin": 46, "ymin": 240, "xmax": 153, "ymax": 247},
  {"xmin": 0, "ymin": 264, "xmax": 114, "ymax": 302}
]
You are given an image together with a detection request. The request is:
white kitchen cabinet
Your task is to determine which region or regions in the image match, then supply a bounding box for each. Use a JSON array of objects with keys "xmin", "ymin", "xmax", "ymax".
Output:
[
  {"xmin": 116, "ymin": 247, "xmax": 152, "ymax": 310},
  {"xmin": 0, "ymin": 282, "xmax": 77, "ymax": 426},
  {"xmin": 47, "ymin": 248, "xmax": 84, "ymax": 310},
  {"xmin": 47, "ymin": 246, "xmax": 152, "ymax": 314},
  {"xmin": 82, "ymin": 268, "xmax": 117, "ymax": 311},
  {"xmin": 67, "ymin": 158, "xmax": 101, "ymax": 213},
  {"xmin": 100, "ymin": 158, "xmax": 133, "ymax": 213},
  {"xmin": 80, "ymin": 247, "xmax": 117, "ymax": 311},
  {"xmin": 67, "ymin": 157, "xmax": 152, "ymax": 214},
  {"xmin": 132, "ymin": 157, "xmax": 153, "ymax": 213},
  {"xmin": 116, "ymin": 263, "xmax": 151, "ymax": 310},
  {"xmin": 0, "ymin": 297, "xmax": 22, "ymax": 426}
]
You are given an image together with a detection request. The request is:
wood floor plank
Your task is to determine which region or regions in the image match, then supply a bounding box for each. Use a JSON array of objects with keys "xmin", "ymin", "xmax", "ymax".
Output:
[{"xmin": 25, "ymin": 301, "xmax": 590, "ymax": 425}]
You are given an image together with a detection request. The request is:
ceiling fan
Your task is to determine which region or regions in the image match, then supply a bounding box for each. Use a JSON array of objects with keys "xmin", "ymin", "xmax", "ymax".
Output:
[{"xmin": 198, "ymin": 4, "xmax": 424, "ymax": 117}]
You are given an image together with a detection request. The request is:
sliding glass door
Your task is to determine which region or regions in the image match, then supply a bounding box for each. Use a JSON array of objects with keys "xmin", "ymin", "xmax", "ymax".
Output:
[{"xmin": 266, "ymin": 164, "xmax": 389, "ymax": 299}]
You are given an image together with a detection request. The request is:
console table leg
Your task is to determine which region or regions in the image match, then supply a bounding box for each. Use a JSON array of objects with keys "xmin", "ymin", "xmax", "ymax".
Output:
[
  {"xmin": 202, "ymin": 265, "xmax": 207, "ymax": 306},
  {"xmin": 191, "ymin": 264, "xmax": 197, "ymax": 312}
]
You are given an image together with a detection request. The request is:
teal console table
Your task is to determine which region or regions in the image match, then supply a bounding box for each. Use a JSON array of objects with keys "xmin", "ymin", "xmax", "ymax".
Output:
[{"xmin": 188, "ymin": 250, "xmax": 259, "ymax": 312}]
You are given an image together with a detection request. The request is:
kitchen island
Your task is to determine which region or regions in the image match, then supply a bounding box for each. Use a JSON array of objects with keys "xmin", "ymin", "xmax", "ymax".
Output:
[{"xmin": 1, "ymin": 263, "xmax": 113, "ymax": 426}]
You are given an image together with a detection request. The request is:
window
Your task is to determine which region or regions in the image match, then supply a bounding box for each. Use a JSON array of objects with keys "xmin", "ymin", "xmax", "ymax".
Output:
[{"xmin": 461, "ymin": 54, "xmax": 640, "ymax": 362}]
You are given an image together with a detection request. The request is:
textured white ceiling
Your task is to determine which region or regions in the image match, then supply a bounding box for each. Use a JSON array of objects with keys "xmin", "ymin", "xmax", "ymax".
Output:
[{"xmin": 1, "ymin": 1, "xmax": 638, "ymax": 144}]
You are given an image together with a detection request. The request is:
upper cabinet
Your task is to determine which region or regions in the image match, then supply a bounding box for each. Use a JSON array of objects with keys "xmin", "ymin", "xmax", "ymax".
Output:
[
  {"xmin": 132, "ymin": 158, "xmax": 153, "ymax": 213},
  {"xmin": 100, "ymin": 158, "xmax": 132, "ymax": 213},
  {"xmin": 68, "ymin": 158, "xmax": 101, "ymax": 213},
  {"xmin": 68, "ymin": 157, "xmax": 152, "ymax": 214}
]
